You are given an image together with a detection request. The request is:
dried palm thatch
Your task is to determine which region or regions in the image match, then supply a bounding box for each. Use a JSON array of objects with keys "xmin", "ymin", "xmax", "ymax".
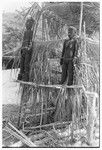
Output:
[
  {"xmin": 18, "ymin": 36, "xmax": 99, "ymax": 129},
  {"xmin": 74, "ymin": 37, "xmax": 99, "ymax": 92},
  {"xmin": 14, "ymin": 2, "xmax": 99, "ymax": 146}
]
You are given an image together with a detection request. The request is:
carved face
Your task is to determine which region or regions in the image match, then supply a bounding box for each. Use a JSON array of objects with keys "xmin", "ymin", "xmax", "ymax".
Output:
[
  {"xmin": 68, "ymin": 27, "xmax": 77, "ymax": 39},
  {"xmin": 68, "ymin": 29, "xmax": 74, "ymax": 39},
  {"xmin": 26, "ymin": 18, "xmax": 35, "ymax": 30}
]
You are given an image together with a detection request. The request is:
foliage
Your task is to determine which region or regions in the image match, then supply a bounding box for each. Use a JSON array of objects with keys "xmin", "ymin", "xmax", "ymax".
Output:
[
  {"xmin": 2, "ymin": 2, "xmax": 99, "ymax": 55},
  {"xmin": 44, "ymin": 2, "xmax": 100, "ymax": 35},
  {"xmin": 2, "ymin": 13, "xmax": 24, "ymax": 54}
]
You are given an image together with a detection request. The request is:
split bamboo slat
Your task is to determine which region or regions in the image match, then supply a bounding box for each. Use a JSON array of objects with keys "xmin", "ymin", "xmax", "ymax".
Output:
[{"xmin": 3, "ymin": 122, "xmax": 36, "ymax": 147}]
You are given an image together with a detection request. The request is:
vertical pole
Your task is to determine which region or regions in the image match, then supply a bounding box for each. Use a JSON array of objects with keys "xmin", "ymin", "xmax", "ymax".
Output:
[
  {"xmin": 40, "ymin": 89, "xmax": 43, "ymax": 129},
  {"xmin": 83, "ymin": 22, "xmax": 88, "ymax": 90},
  {"xmin": 83, "ymin": 23, "xmax": 95, "ymax": 145},
  {"xmin": 45, "ymin": 19, "xmax": 50, "ymax": 40},
  {"xmin": 70, "ymin": 89, "xmax": 75, "ymax": 143},
  {"xmin": 41, "ymin": 4, "xmax": 48, "ymax": 124},
  {"xmin": 87, "ymin": 93, "xmax": 97, "ymax": 145},
  {"xmin": 83, "ymin": 21, "xmax": 89, "ymax": 127},
  {"xmin": 79, "ymin": 2, "xmax": 83, "ymax": 36},
  {"xmin": 41, "ymin": 2, "xmax": 46, "ymax": 41},
  {"xmin": 42, "ymin": 14, "xmax": 46, "ymax": 41}
]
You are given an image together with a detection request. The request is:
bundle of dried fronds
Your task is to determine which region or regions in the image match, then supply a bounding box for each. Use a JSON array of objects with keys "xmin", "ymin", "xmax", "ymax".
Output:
[
  {"xmin": 16, "ymin": 3, "xmax": 99, "ymax": 140},
  {"xmin": 19, "ymin": 35, "xmax": 99, "ymax": 129},
  {"xmin": 74, "ymin": 37, "xmax": 99, "ymax": 92}
]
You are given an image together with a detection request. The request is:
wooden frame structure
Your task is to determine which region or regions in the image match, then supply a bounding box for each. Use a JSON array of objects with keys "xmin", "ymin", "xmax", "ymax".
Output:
[{"xmin": 6, "ymin": 2, "xmax": 99, "ymax": 146}]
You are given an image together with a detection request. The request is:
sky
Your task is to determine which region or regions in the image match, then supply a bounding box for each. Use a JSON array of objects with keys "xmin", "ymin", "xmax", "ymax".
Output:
[
  {"xmin": 1, "ymin": 0, "xmax": 101, "ymax": 13},
  {"xmin": 1, "ymin": 0, "xmax": 42, "ymax": 13}
]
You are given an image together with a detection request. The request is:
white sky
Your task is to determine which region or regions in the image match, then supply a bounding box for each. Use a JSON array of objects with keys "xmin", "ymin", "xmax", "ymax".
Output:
[
  {"xmin": 1, "ymin": 0, "xmax": 42, "ymax": 13},
  {"xmin": 1, "ymin": 0, "xmax": 101, "ymax": 13}
]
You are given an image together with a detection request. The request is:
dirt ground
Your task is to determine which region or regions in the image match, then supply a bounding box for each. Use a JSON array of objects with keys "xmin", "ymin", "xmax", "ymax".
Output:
[
  {"xmin": 2, "ymin": 69, "xmax": 99, "ymax": 147},
  {"xmin": 2, "ymin": 69, "xmax": 20, "ymax": 105}
]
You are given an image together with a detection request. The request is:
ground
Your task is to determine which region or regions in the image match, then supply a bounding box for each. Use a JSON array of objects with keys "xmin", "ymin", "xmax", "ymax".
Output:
[
  {"xmin": 2, "ymin": 69, "xmax": 20, "ymax": 105},
  {"xmin": 2, "ymin": 69, "xmax": 99, "ymax": 147}
]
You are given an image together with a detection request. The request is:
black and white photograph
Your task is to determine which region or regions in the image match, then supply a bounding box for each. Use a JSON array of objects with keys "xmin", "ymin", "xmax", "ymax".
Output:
[{"xmin": 2, "ymin": 1, "xmax": 100, "ymax": 148}]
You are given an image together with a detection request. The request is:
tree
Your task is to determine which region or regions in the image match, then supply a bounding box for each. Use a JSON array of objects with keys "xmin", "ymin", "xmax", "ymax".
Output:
[{"xmin": 2, "ymin": 13, "xmax": 24, "ymax": 54}]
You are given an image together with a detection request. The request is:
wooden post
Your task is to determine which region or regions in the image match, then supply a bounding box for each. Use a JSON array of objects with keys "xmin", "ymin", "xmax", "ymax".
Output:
[
  {"xmin": 83, "ymin": 22, "xmax": 88, "ymax": 90},
  {"xmin": 83, "ymin": 21, "xmax": 89, "ymax": 127},
  {"xmin": 83, "ymin": 21, "xmax": 96, "ymax": 145},
  {"xmin": 87, "ymin": 93, "xmax": 97, "ymax": 145},
  {"xmin": 70, "ymin": 89, "xmax": 76, "ymax": 143},
  {"xmin": 42, "ymin": 14, "xmax": 46, "ymax": 41},
  {"xmin": 45, "ymin": 19, "xmax": 50, "ymax": 40},
  {"xmin": 40, "ymin": 89, "xmax": 43, "ymax": 128},
  {"xmin": 79, "ymin": 2, "xmax": 83, "ymax": 36}
]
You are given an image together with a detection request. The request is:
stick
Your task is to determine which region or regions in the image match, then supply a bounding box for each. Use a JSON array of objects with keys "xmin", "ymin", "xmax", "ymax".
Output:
[
  {"xmin": 15, "ymin": 80, "xmax": 83, "ymax": 89},
  {"xmin": 42, "ymin": 13, "xmax": 46, "ymax": 41},
  {"xmin": 40, "ymin": 89, "xmax": 43, "ymax": 128},
  {"xmin": 83, "ymin": 22, "xmax": 88, "ymax": 90},
  {"xmin": 7, "ymin": 122, "xmax": 32, "ymax": 141},
  {"xmin": 79, "ymin": 2, "xmax": 83, "ymax": 36},
  {"xmin": 87, "ymin": 94, "xmax": 97, "ymax": 145},
  {"xmin": 5, "ymin": 126, "xmax": 36, "ymax": 147},
  {"xmin": 24, "ymin": 121, "xmax": 70, "ymax": 131}
]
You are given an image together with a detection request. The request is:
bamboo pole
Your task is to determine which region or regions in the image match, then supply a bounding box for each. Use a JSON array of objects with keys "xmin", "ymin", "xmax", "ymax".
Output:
[
  {"xmin": 15, "ymin": 80, "xmax": 83, "ymax": 89},
  {"xmin": 42, "ymin": 14, "xmax": 46, "ymax": 41},
  {"xmin": 40, "ymin": 89, "xmax": 44, "ymax": 128},
  {"xmin": 87, "ymin": 93, "xmax": 97, "ymax": 145},
  {"xmin": 45, "ymin": 19, "xmax": 50, "ymax": 40},
  {"xmin": 79, "ymin": 2, "xmax": 83, "ymax": 36},
  {"xmin": 41, "ymin": 10, "xmax": 48, "ymax": 124},
  {"xmin": 4, "ymin": 123, "xmax": 36, "ymax": 147},
  {"xmin": 83, "ymin": 21, "xmax": 88, "ymax": 90},
  {"xmin": 24, "ymin": 121, "xmax": 70, "ymax": 131}
]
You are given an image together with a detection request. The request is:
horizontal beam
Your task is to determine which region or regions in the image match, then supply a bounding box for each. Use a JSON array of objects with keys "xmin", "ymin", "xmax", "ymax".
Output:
[
  {"xmin": 15, "ymin": 80, "xmax": 83, "ymax": 89},
  {"xmin": 23, "ymin": 121, "xmax": 70, "ymax": 131},
  {"xmin": 15, "ymin": 81, "xmax": 98, "ymax": 99}
]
